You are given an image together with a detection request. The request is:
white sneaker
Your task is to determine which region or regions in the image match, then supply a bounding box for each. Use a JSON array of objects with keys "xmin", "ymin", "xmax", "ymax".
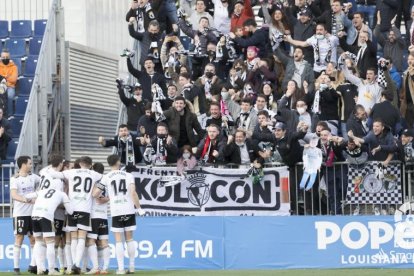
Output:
[
  {"xmin": 127, "ymin": 267, "xmax": 135, "ymax": 274},
  {"xmin": 85, "ymin": 269, "xmax": 100, "ymax": 275},
  {"xmin": 116, "ymin": 270, "xmax": 126, "ymax": 275},
  {"xmin": 65, "ymin": 269, "xmax": 72, "ymax": 275}
]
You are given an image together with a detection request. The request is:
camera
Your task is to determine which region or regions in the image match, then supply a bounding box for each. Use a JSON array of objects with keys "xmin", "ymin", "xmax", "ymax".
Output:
[{"xmin": 116, "ymin": 78, "xmax": 134, "ymax": 92}]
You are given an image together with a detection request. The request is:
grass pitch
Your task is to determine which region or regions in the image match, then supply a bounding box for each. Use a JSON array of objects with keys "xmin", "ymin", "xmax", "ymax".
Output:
[{"xmin": 0, "ymin": 270, "xmax": 413, "ymax": 276}]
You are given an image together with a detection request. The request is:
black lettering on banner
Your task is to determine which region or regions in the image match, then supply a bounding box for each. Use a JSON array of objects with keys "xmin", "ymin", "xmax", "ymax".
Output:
[
  {"xmin": 174, "ymin": 183, "xmax": 188, "ymax": 203},
  {"xmin": 229, "ymin": 181, "xmax": 250, "ymax": 203},
  {"xmin": 210, "ymin": 180, "xmax": 228, "ymax": 203},
  {"xmin": 45, "ymin": 189, "xmax": 56, "ymax": 198},
  {"xmin": 151, "ymin": 180, "xmax": 172, "ymax": 202},
  {"xmin": 253, "ymin": 180, "xmax": 271, "ymax": 204},
  {"xmin": 135, "ymin": 178, "xmax": 151, "ymax": 200}
]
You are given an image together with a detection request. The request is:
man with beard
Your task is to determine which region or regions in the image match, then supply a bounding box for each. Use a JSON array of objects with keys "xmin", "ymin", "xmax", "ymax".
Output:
[
  {"xmin": 292, "ymin": 8, "xmax": 316, "ymax": 65},
  {"xmin": 275, "ymin": 46, "xmax": 315, "ymax": 91},
  {"xmin": 137, "ymin": 103, "xmax": 157, "ymax": 139},
  {"xmin": 346, "ymin": 104, "xmax": 369, "ymax": 139},
  {"xmin": 195, "ymin": 63, "xmax": 224, "ymax": 107},
  {"xmin": 98, "ymin": 124, "xmax": 142, "ymax": 167},
  {"xmin": 163, "ymin": 96, "xmax": 205, "ymax": 148},
  {"xmin": 142, "ymin": 122, "xmax": 178, "ymax": 165},
  {"xmin": 196, "ymin": 124, "xmax": 225, "ymax": 164},
  {"xmin": 117, "ymin": 81, "xmax": 146, "ymax": 134},
  {"xmin": 128, "ymin": 20, "xmax": 165, "ymax": 73},
  {"xmin": 400, "ymin": 54, "xmax": 414, "ymax": 128},
  {"xmin": 347, "ymin": 12, "xmax": 373, "ymax": 46},
  {"xmin": 374, "ymin": 17, "xmax": 407, "ymax": 72},
  {"xmin": 229, "ymin": 19, "xmax": 270, "ymax": 59},
  {"xmin": 285, "ymin": 23, "xmax": 339, "ymax": 77}
]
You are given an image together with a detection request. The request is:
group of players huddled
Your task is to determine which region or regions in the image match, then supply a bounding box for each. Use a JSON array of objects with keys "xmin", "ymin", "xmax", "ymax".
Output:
[{"xmin": 10, "ymin": 154, "xmax": 145, "ymax": 275}]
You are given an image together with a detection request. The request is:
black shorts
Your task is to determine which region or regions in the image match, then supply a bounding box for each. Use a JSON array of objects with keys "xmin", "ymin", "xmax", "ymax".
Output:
[
  {"xmin": 13, "ymin": 216, "xmax": 33, "ymax": 235},
  {"xmin": 67, "ymin": 211, "xmax": 91, "ymax": 232},
  {"xmin": 111, "ymin": 214, "xmax": 136, "ymax": 233},
  {"xmin": 54, "ymin": 219, "xmax": 64, "ymax": 236},
  {"xmin": 32, "ymin": 217, "xmax": 55, "ymax": 238},
  {"xmin": 87, "ymin": 218, "xmax": 109, "ymax": 240}
]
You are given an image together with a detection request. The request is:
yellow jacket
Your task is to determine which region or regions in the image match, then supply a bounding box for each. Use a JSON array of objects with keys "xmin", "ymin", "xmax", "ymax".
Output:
[{"xmin": 0, "ymin": 60, "xmax": 18, "ymax": 88}]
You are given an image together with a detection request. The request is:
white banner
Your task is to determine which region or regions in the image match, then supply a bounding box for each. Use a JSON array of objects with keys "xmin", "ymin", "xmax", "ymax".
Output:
[{"xmin": 133, "ymin": 166, "xmax": 290, "ymax": 216}]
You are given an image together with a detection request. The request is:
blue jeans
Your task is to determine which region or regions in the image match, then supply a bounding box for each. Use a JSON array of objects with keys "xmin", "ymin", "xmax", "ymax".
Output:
[
  {"xmin": 6, "ymin": 87, "xmax": 15, "ymax": 116},
  {"xmin": 356, "ymin": 4, "xmax": 376, "ymax": 29},
  {"xmin": 340, "ymin": 122, "xmax": 348, "ymax": 140},
  {"xmin": 163, "ymin": 0, "xmax": 178, "ymax": 24}
]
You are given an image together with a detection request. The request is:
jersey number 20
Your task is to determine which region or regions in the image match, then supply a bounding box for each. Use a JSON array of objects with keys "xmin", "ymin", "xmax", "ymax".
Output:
[{"xmin": 73, "ymin": 176, "xmax": 92, "ymax": 193}]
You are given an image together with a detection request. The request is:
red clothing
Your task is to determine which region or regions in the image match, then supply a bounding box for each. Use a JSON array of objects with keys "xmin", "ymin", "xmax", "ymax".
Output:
[{"xmin": 230, "ymin": 0, "xmax": 254, "ymax": 33}]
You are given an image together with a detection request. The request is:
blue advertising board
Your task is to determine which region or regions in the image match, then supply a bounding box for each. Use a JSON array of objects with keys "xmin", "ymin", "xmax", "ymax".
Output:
[{"xmin": 1, "ymin": 214, "xmax": 414, "ymax": 271}]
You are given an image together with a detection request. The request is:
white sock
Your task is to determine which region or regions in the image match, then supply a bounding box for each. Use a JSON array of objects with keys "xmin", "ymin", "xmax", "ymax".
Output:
[
  {"xmin": 30, "ymin": 245, "xmax": 36, "ymax": 266},
  {"xmin": 33, "ymin": 242, "xmax": 44, "ymax": 272},
  {"xmin": 82, "ymin": 248, "xmax": 88, "ymax": 271},
  {"xmin": 115, "ymin": 242, "xmax": 124, "ymax": 271},
  {"xmin": 126, "ymin": 241, "xmax": 136, "ymax": 269},
  {"xmin": 75, "ymin": 239, "xmax": 86, "ymax": 267},
  {"xmin": 13, "ymin": 245, "xmax": 21, "ymax": 269},
  {"xmin": 64, "ymin": 244, "xmax": 72, "ymax": 268},
  {"xmin": 102, "ymin": 246, "xmax": 110, "ymax": 271},
  {"xmin": 57, "ymin": 247, "xmax": 64, "ymax": 269},
  {"xmin": 88, "ymin": 244, "xmax": 98, "ymax": 270},
  {"xmin": 70, "ymin": 239, "xmax": 78, "ymax": 266},
  {"xmin": 46, "ymin": 243, "xmax": 55, "ymax": 271},
  {"xmin": 97, "ymin": 247, "xmax": 103, "ymax": 269},
  {"xmin": 40, "ymin": 243, "xmax": 47, "ymax": 270}
]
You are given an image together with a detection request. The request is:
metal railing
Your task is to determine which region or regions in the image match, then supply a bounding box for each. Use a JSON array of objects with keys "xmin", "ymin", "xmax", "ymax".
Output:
[
  {"xmin": 0, "ymin": 0, "xmax": 52, "ymax": 21},
  {"xmin": 0, "ymin": 162, "xmax": 15, "ymax": 218},
  {"xmin": 15, "ymin": 0, "xmax": 60, "ymax": 167}
]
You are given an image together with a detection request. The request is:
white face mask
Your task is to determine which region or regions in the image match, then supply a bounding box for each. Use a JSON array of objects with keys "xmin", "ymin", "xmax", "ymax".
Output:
[
  {"xmin": 316, "ymin": 34, "xmax": 324, "ymax": 40},
  {"xmin": 297, "ymin": 107, "xmax": 306, "ymax": 115},
  {"xmin": 236, "ymin": 142, "xmax": 244, "ymax": 147},
  {"xmin": 183, "ymin": 153, "xmax": 191, "ymax": 159},
  {"xmin": 319, "ymin": 83, "xmax": 328, "ymax": 90},
  {"xmin": 221, "ymin": 91, "xmax": 229, "ymax": 99}
]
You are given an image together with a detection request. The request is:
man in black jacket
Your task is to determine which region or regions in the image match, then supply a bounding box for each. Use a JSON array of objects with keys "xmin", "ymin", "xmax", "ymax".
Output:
[
  {"xmin": 223, "ymin": 129, "xmax": 258, "ymax": 165},
  {"xmin": 0, "ymin": 108, "xmax": 12, "ymax": 160},
  {"xmin": 370, "ymin": 90, "xmax": 401, "ymax": 135},
  {"xmin": 125, "ymin": 0, "xmax": 155, "ymax": 33},
  {"xmin": 293, "ymin": 8, "xmax": 316, "ymax": 65},
  {"xmin": 255, "ymin": 122, "xmax": 307, "ymax": 213},
  {"xmin": 346, "ymin": 104, "xmax": 369, "ymax": 138},
  {"xmin": 229, "ymin": 19, "xmax": 270, "ymax": 59},
  {"xmin": 142, "ymin": 122, "xmax": 178, "ymax": 164},
  {"xmin": 118, "ymin": 81, "xmax": 146, "ymax": 133},
  {"xmin": 128, "ymin": 20, "xmax": 165, "ymax": 73},
  {"xmin": 98, "ymin": 124, "xmax": 142, "ymax": 168},
  {"xmin": 163, "ymin": 96, "xmax": 205, "ymax": 148},
  {"xmin": 127, "ymin": 56, "xmax": 167, "ymax": 101}
]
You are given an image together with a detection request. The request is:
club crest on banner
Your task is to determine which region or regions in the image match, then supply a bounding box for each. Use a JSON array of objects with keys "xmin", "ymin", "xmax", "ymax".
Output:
[{"xmin": 187, "ymin": 173, "xmax": 210, "ymax": 208}]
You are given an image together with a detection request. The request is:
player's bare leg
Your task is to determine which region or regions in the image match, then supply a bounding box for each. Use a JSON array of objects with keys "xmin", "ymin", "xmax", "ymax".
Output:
[{"xmin": 98, "ymin": 239, "xmax": 110, "ymax": 274}]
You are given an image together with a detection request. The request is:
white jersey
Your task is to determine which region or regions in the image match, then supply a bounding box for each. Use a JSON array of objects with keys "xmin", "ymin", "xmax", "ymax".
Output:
[
  {"xmin": 100, "ymin": 170, "xmax": 136, "ymax": 217},
  {"xmin": 39, "ymin": 166, "xmax": 66, "ymax": 220},
  {"xmin": 62, "ymin": 169, "xmax": 102, "ymax": 213},
  {"xmin": 32, "ymin": 189, "xmax": 72, "ymax": 222},
  {"xmin": 11, "ymin": 174, "xmax": 41, "ymax": 217},
  {"xmin": 91, "ymin": 187, "xmax": 108, "ymax": 220}
]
